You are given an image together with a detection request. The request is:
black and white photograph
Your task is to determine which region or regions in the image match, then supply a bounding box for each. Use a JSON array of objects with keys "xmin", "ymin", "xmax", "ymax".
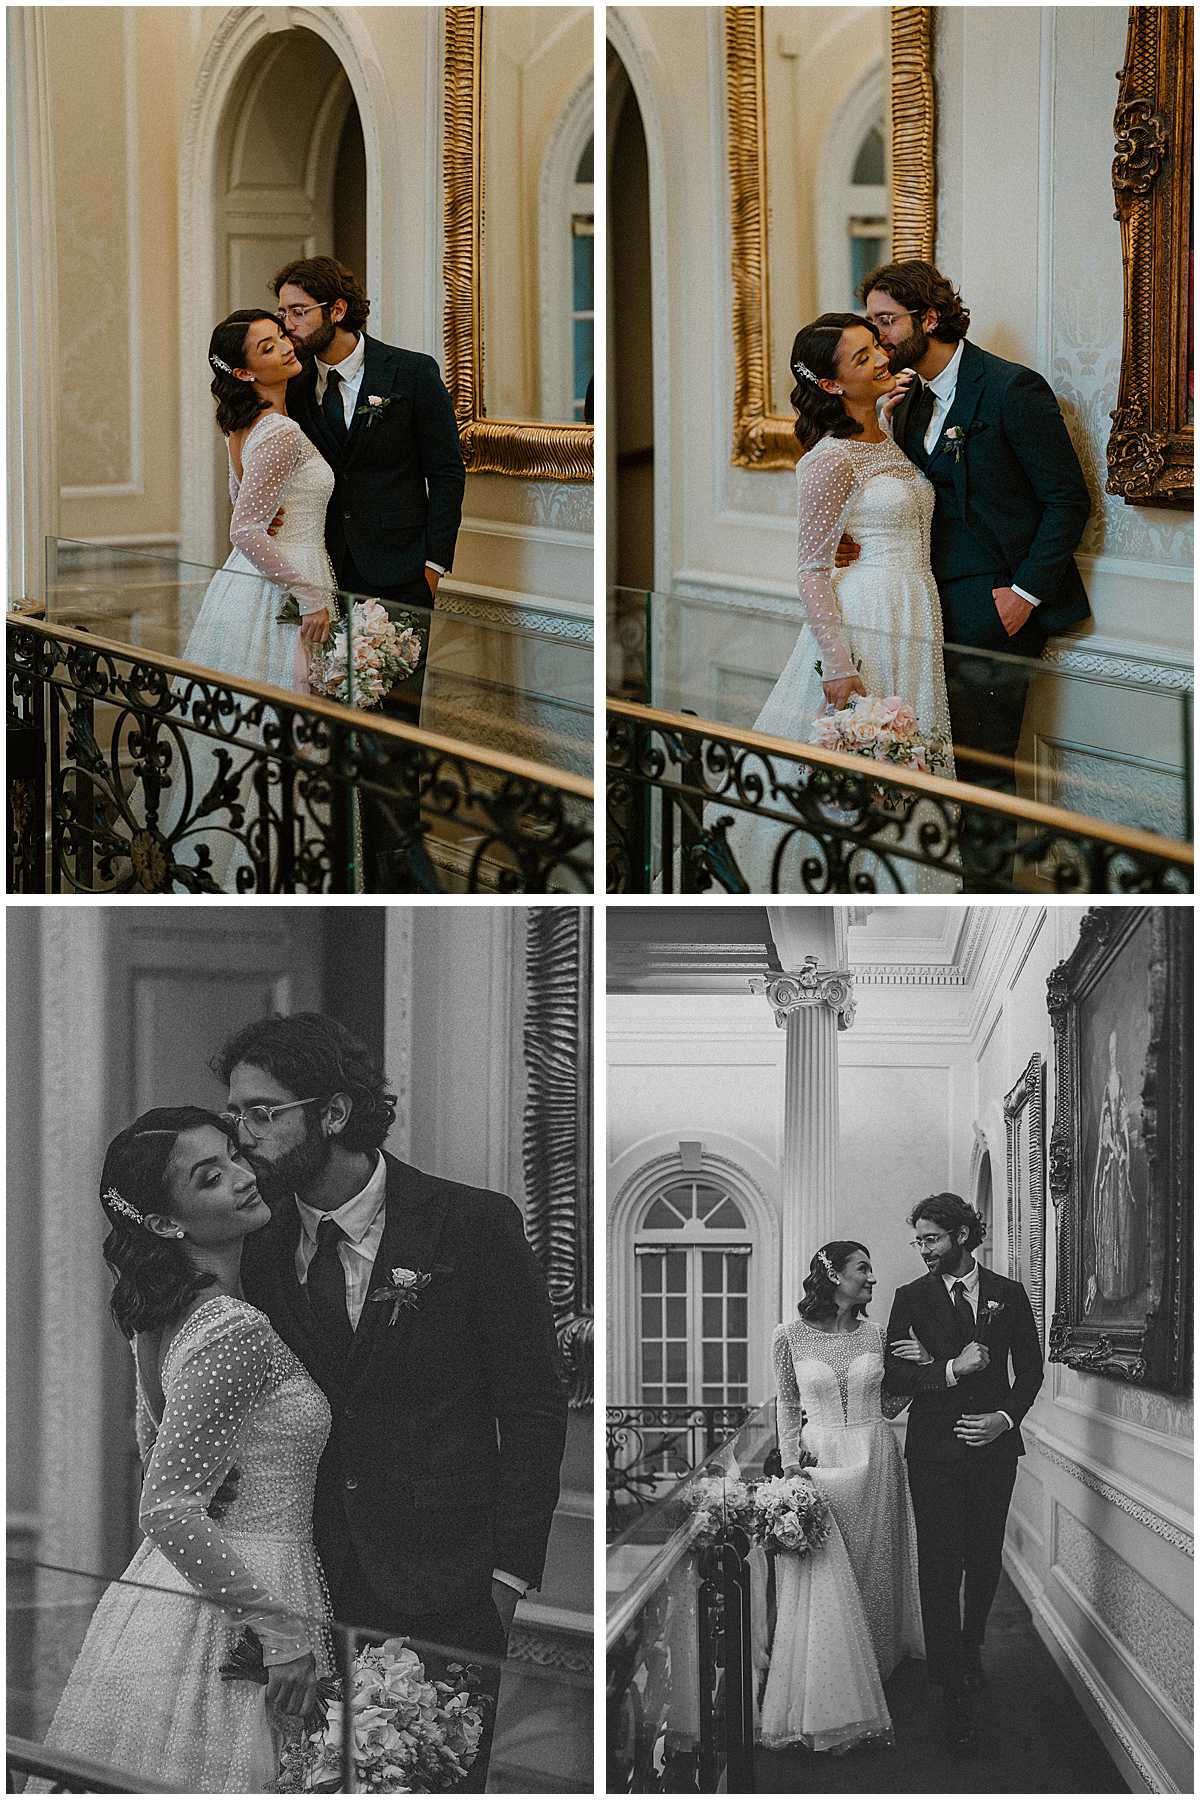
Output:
[
  {"xmin": 606, "ymin": 903, "xmax": 1193, "ymax": 1793},
  {"xmin": 8, "ymin": 5, "xmax": 594, "ymax": 896},
  {"xmin": 7, "ymin": 904, "xmax": 592, "ymax": 1793}
]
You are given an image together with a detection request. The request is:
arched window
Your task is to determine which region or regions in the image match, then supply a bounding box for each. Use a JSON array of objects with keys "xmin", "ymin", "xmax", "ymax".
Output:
[
  {"xmin": 846, "ymin": 121, "xmax": 887, "ymax": 305},
  {"xmin": 815, "ymin": 66, "xmax": 889, "ymax": 316},
  {"xmin": 634, "ymin": 1179, "xmax": 752, "ymax": 1407}
]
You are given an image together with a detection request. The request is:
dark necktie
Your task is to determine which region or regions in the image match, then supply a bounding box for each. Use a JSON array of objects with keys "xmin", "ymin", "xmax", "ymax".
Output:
[
  {"xmin": 308, "ymin": 1218, "xmax": 352, "ymax": 1357},
  {"xmin": 951, "ymin": 1280, "xmax": 976, "ymax": 1348},
  {"xmin": 908, "ymin": 378, "xmax": 937, "ymax": 455},
  {"xmin": 321, "ymin": 368, "xmax": 347, "ymax": 446}
]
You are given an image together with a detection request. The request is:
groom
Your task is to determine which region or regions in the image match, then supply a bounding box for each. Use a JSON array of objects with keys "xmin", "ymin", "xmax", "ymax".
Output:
[
  {"xmin": 218, "ymin": 1011, "xmax": 568, "ymax": 1790},
  {"xmin": 885, "ymin": 1193, "xmax": 1043, "ymax": 1755},
  {"xmin": 858, "ymin": 260, "xmax": 1092, "ymax": 882}
]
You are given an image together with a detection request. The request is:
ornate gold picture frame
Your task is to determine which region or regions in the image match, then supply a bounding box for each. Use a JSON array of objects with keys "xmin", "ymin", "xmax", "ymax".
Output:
[
  {"xmin": 725, "ymin": 5, "xmax": 935, "ymax": 469},
  {"xmin": 442, "ymin": 7, "xmax": 593, "ymax": 483},
  {"xmin": 1004, "ymin": 1052, "xmax": 1046, "ymax": 1344},
  {"xmin": 1105, "ymin": 6, "xmax": 1193, "ymax": 509}
]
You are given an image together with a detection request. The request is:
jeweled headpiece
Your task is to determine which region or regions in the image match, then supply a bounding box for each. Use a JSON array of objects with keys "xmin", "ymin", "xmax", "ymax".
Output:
[
  {"xmin": 103, "ymin": 1186, "xmax": 145, "ymax": 1226},
  {"xmin": 815, "ymin": 1248, "xmax": 837, "ymax": 1281},
  {"xmin": 210, "ymin": 354, "xmax": 233, "ymax": 375},
  {"xmin": 792, "ymin": 359, "xmax": 820, "ymax": 385}
]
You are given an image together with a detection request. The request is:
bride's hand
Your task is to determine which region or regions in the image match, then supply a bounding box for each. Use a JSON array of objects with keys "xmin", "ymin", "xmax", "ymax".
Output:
[
  {"xmin": 300, "ymin": 607, "xmax": 331, "ymax": 646},
  {"xmin": 822, "ymin": 674, "xmax": 867, "ymax": 709},
  {"xmin": 889, "ymin": 1326, "xmax": 933, "ymax": 1365},
  {"xmin": 265, "ymin": 1649, "xmax": 318, "ymax": 1720},
  {"xmin": 880, "ymin": 368, "xmax": 916, "ymax": 422}
]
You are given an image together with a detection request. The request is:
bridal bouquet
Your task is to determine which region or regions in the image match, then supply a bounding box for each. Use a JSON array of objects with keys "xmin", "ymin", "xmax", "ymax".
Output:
[
  {"xmin": 307, "ymin": 600, "xmax": 423, "ymax": 710},
  {"xmin": 687, "ymin": 1474, "xmax": 757, "ymax": 1547},
  {"xmin": 748, "ymin": 1473, "xmax": 832, "ymax": 1559},
  {"xmin": 223, "ymin": 1631, "xmax": 487, "ymax": 1792},
  {"xmin": 810, "ymin": 693, "xmax": 949, "ymax": 776}
]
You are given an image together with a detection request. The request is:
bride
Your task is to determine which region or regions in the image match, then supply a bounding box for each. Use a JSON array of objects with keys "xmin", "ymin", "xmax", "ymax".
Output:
[
  {"xmin": 727, "ymin": 313, "xmax": 958, "ymax": 895},
  {"xmin": 32, "ymin": 1108, "xmax": 331, "ymax": 1791},
  {"xmin": 761, "ymin": 1240, "xmax": 927, "ymax": 1752},
  {"xmin": 167, "ymin": 310, "xmax": 341, "ymax": 889}
]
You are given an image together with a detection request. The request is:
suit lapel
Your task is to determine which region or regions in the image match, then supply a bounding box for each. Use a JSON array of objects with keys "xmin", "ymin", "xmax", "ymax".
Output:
[
  {"xmin": 343, "ymin": 1154, "xmax": 451, "ymax": 1386},
  {"xmin": 340, "ymin": 336, "xmax": 397, "ymax": 470},
  {"xmin": 930, "ymin": 340, "xmax": 986, "ymax": 518},
  {"xmin": 253, "ymin": 1204, "xmax": 349, "ymax": 1400}
]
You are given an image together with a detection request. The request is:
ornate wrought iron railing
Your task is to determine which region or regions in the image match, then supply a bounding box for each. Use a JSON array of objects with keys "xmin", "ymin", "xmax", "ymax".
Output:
[
  {"xmin": 607, "ymin": 699, "xmax": 1194, "ymax": 895},
  {"xmin": 607, "ymin": 1402, "xmax": 779, "ymax": 1794},
  {"xmin": 8, "ymin": 616, "xmax": 593, "ymax": 895},
  {"xmin": 607, "ymin": 1404, "xmax": 753, "ymax": 1540}
]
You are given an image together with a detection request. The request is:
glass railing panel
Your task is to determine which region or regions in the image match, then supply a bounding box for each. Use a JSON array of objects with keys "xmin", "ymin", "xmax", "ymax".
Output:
[
  {"xmin": 8, "ymin": 1555, "xmax": 590, "ymax": 1794},
  {"xmin": 41, "ymin": 539, "xmax": 593, "ymax": 778},
  {"xmin": 607, "ymin": 585, "xmax": 1192, "ymax": 843}
]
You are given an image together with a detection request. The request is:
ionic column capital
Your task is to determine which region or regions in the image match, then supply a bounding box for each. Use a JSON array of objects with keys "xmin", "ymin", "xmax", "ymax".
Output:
[{"xmin": 750, "ymin": 956, "xmax": 856, "ymax": 1030}]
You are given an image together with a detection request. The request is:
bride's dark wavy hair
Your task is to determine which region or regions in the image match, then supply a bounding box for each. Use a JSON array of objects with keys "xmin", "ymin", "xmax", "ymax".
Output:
[
  {"xmin": 797, "ymin": 1240, "xmax": 871, "ymax": 1322},
  {"xmin": 208, "ymin": 310, "xmax": 280, "ymax": 436},
  {"xmin": 789, "ymin": 312, "xmax": 882, "ymax": 452},
  {"xmin": 101, "ymin": 1106, "xmax": 235, "ymax": 1339}
]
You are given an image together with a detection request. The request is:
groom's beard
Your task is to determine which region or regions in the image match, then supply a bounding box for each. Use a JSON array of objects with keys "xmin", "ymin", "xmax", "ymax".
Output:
[
  {"xmin": 247, "ymin": 1126, "xmax": 333, "ymax": 1202},
  {"xmin": 289, "ymin": 316, "xmax": 338, "ymax": 362},
  {"xmin": 886, "ymin": 322, "xmax": 930, "ymax": 374}
]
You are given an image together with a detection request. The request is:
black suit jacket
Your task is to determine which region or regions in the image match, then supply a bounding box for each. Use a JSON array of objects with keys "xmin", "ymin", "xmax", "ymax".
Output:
[
  {"xmin": 892, "ymin": 340, "xmax": 1092, "ymax": 639},
  {"xmin": 884, "ymin": 1263, "xmax": 1043, "ymax": 1464},
  {"xmin": 242, "ymin": 1152, "xmax": 567, "ymax": 1617},
  {"xmin": 288, "ymin": 337, "xmax": 466, "ymax": 590}
]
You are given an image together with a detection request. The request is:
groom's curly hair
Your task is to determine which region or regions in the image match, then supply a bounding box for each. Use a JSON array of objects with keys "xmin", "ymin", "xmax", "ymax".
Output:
[
  {"xmin": 101, "ymin": 1107, "xmax": 231, "ymax": 1338},
  {"xmin": 211, "ymin": 1013, "xmax": 397, "ymax": 1154},
  {"xmin": 857, "ymin": 260, "xmax": 971, "ymax": 344},
  {"xmin": 797, "ymin": 1240, "xmax": 872, "ymax": 1322},
  {"xmin": 910, "ymin": 1192, "xmax": 986, "ymax": 1252},
  {"xmin": 271, "ymin": 256, "xmax": 371, "ymax": 334},
  {"xmin": 789, "ymin": 313, "xmax": 881, "ymax": 452}
]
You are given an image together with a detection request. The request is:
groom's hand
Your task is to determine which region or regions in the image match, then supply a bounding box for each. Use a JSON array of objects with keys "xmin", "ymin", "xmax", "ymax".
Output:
[
  {"xmin": 993, "ymin": 586, "xmax": 1034, "ymax": 637},
  {"xmin": 267, "ymin": 508, "xmax": 285, "ymax": 537},
  {"xmin": 954, "ymin": 1411, "xmax": 1009, "ymax": 1448},
  {"xmin": 834, "ymin": 533, "xmax": 861, "ymax": 569},
  {"xmin": 951, "ymin": 1341, "xmax": 990, "ymax": 1378},
  {"xmin": 490, "ymin": 1578, "xmax": 520, "ymax": 1638}
]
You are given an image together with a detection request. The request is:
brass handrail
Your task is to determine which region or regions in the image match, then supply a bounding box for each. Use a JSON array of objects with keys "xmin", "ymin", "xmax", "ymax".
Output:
[
  {"xmin": 15, "ymin": 614, "xmax": 594, "ymax": 800},
  {"xmin": 607, "ymin": 695, "xmax": 1194, "ymax": 867}
]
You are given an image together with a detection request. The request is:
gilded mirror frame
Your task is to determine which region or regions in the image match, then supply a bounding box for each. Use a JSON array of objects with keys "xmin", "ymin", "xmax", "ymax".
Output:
[
  {"xmin": 725, "ymin": 5, "xmax": 935, "ymax": 468},
  {"xmin": 443, "ymin": 6, "xmax": 594, "ymax": 482},
  {"xmin": 1105, "ymin": 6, "xmax": 1193, "ymax": 510}
]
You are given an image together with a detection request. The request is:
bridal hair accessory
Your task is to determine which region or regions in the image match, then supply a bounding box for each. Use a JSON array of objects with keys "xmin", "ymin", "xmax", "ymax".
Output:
[
  {"xmin": 815, "ymin": 1248, "xmax": 837, "ymax": 1281},
  {"xmin": 210, "ymin": 354, "xmax": 233, "ymax": 374},
  {"xmin": 103, "ymin": 1186, "xmax": 144, "ymax": 1226},
  {"xmin": 792, "ymin": 359, "xmax": 819, "ymax": 385}
]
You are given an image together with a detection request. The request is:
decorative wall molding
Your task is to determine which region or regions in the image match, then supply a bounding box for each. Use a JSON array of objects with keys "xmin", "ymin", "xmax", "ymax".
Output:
[
  {"xmin": 523, "ymin": 909, "xmax": 593, "ymax": 1409},
  {"xmin": 1054, "ymin": 1508, "xmax": 1192, "ymax": 1723},
  {"xmin": 1034, "ymin": 740, "xmax": 1188, "ymax": 852},
  {"xmin": 1040, "ymin": 644, "xmax": 1194, "ymax": 693},
  {"xmin": 1034, "ymin": 1436, "xmax": 1193, "ymax": 1559},
  {"xmin": 436, "ymin": 590, "xmax": 594, "ymax": 645}
]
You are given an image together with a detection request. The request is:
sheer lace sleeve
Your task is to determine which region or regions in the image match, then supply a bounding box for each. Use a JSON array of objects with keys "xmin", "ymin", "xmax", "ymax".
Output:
[
  {"xmin": 139, "ymin": 1300, "xmax": 311, "ymax": 1666},
  {"xmin": 877, "ymin": 1321, "xmax": 912, "ymax": 1417},
  {"xmin": 772, "ymin": 1325, "xmax": 806, "ymax": 1467},
  {"xmin": 796, "ymin": 444, "xmax": 857, "ymax": 679},
  {"xmin": 229, "ymin": 416, "xmax": 330, "ymax": 615}
]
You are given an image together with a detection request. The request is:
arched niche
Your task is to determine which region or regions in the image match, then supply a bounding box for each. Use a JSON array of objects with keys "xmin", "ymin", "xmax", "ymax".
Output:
[{"xmin": 180, "ymin": 7, "xmax": 391, "ymax": 565}]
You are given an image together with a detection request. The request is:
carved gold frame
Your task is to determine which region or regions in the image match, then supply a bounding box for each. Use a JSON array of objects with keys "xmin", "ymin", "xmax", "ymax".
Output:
[
  {"xmin": 1105, "ymin": 6, "xmax": 1193, "ymax": 509},
  {"xmin": 725, "ymin": 5, "xmax": 935, "ymax": 468},
  {"xmin": 442, "ymin": 6, "xmax": 593, "ymax": 482}
]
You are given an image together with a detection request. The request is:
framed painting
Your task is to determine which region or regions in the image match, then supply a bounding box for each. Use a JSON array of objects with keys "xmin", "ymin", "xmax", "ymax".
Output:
[{"xmin": 1047, "ymin": 907, "xmax": 1191, "ymax": 1393}]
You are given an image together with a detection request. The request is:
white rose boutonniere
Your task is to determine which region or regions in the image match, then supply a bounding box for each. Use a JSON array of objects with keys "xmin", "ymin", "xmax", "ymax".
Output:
[
  {"xmin": 979, "ymin": 1298, "xmax": 1007, "ymax": 1334},
  {"xmin": 369, "ymin": 1264, "xmax": 450, "ymax": 1326},
  {"xmin": 353, "ymin": 393, "xmax": 393, "ymax": 427}
]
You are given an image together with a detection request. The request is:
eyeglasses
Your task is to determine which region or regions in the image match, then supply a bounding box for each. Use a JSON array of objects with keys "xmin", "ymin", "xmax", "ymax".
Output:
[
  {"xmin": 220, "ymin": 1097, "xmax": 320, "ymax": 1134},
  {"xmin": 870, "ymin": 309, "xmax": 919, "ymax": 329},
  {"xmin": 277, "ymin": 303, "xmax": 326, "ymax": 322},
  {"xmin": 910, "ymin": 1231, "xmax": 951, "ymax": 1251}
]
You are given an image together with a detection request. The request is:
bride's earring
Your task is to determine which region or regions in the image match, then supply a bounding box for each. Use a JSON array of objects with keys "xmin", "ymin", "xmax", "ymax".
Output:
[{"xmin": 174, "ymin": 1228, "xmax": 185, "ymax": 1239}]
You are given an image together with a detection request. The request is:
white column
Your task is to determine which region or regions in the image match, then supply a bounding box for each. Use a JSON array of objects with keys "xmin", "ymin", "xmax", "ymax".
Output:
[
  {"xmin": 6, "ymin": 9, "xmax": 60, "ymax": 603},
  {"xmin": 752, "ymin": 955, "xmax": 855, "ymax": 1305}
]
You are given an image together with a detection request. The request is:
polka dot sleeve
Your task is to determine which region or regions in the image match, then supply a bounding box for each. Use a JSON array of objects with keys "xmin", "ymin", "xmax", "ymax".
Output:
[
  {"xmin": 138, "ymin": 1301, "xmax": 311, "ymax": 1666},
  {"xmin": 878, "ymin": 1321, "xmax": 913, "ymax": 1418},
  {"xmin": 795, "ymin": 444, "xmax": 857, "ymax": 679},
  {"xmin": 772, "ymin": 1324, "xmax": 806, "ymax": 1467},
  {"xmin": 229, "ymin": 415, "xmax": 331, "ymax": 616}
]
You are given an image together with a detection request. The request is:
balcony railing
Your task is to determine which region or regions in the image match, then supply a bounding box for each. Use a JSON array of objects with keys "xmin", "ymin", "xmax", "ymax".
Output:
[
  {"xmin": 606, "ymin": 1404, "xmax": 754, "ymax": 1540},
  {"xmin": 607, "ymin": 1402, "xmax": 780, "ymax": 1793},
  {"xmin": 608, "ymin": 585, "xmax": 1193, "ymax": 895}
]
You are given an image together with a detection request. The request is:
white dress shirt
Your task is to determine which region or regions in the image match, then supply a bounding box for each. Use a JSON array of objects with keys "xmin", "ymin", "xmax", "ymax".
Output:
[
  {"xmin": 920, "ymin": 341, "xmax": 1038, "ymax": 607},
  {"xmin": 313, "ymin": 334, "xmax": 444, "ymax": 579},
  {"xmin": 942, "ymin": 1259, "xmax": 1014, "ymax": 1432},
  {"xmin": 293, "ymin": 1152, "xmax": 526, "ymax": 1596}
]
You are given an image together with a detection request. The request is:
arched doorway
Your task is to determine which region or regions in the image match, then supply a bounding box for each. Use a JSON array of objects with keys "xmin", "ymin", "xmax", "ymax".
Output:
[
  {"xmin": 205, "ymin": 28, "xmax": 366, "ymax": 561},
  {"xmin": 607, "ymin": 47, "xmax": 654, "ymax": 597}
]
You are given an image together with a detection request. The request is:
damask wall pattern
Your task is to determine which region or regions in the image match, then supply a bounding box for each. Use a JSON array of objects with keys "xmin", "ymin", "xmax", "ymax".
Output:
[{"xmin": 1055, "ymin": 1509, "xmax": 1193, "ymax": 1721}]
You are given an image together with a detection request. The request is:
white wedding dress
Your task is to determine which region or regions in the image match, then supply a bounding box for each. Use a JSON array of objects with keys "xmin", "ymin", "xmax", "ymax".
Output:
[
  {"xmin": 757, "ymin": 1318, "xmax": 924, "ymax": 1753},
  {"xmin": 727, "ymin": 433, "xmax": 958, "ymax": 894},
  {"xmin": 168, "ymin": 412, "xmax": 341, "ymax": 890},
  {"xmin": 32, "ymin": 1297, "xmax": 332, "ymax": 1793}
]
